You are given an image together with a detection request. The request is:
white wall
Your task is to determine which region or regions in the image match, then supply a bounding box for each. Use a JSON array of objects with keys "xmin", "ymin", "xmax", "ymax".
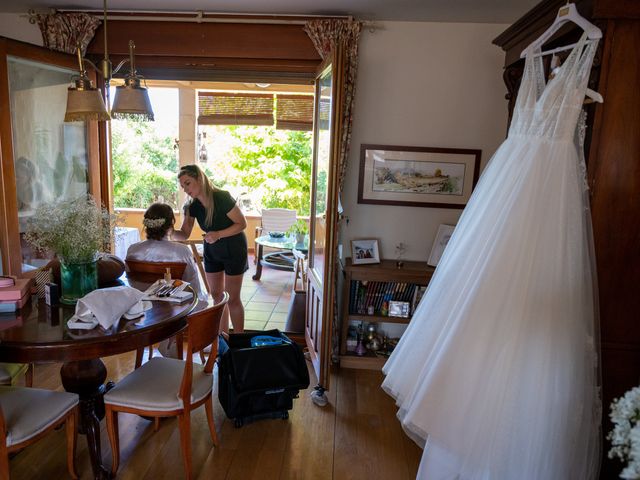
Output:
[
  {"xmin": 341, "ymin": 21, "xmax": 509, "ymax": 263},
  {"xmin": 0, "ymin": 14, "xmax": 42, "ymax": 45}
]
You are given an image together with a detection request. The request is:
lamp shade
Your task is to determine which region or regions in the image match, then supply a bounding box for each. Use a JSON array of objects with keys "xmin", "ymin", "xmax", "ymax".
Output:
[
  {"xmin": 64, "ymin": 86, "xmax": 110, "ymax": 122},
  {"xmin": 112, "ymin": 83, "xmax": 154, "ymax": 121}
]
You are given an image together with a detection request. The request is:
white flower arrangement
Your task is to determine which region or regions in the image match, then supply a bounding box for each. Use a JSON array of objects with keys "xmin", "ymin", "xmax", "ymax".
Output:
[
  {"xmin": 142, "ymin": 217, "xmax": 166, "ymax": 229},
  {"xmin": 609, "ymin": 385, "xmax": 640, "ymax": 479},
  {"xmin": 24, "ymin": 195, "xmax": 118, "ymax": 264}
]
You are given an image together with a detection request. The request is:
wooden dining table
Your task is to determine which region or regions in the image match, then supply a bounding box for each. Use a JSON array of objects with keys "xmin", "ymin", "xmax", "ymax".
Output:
[{"xmin": 0, "ymin": 286, "xmax": 199, "ymax": 480}]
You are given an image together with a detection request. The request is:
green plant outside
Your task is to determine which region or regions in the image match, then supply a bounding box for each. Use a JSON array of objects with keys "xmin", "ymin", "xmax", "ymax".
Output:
[
  {"xmin": 112, "ymin": 119, "xmax": 312, "ymax": 215},
  {"xmin": 112, "ymin": 117, "xmax": 179, "ymax": 209}
]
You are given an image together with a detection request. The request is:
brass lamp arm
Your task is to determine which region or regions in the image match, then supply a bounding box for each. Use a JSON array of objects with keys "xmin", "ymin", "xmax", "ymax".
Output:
[
  {"xmin": 112, "ymin": 41, "xmax": 139, "ymax": 78},
  {"xmin": 73, "ymin": 45, "xmax": 110, "ymax": 86},
  {"xmin": 112, "ymin": 58, "xmax": 130, "ymax": 76},
  {"xmin": 74, "ymin": 48, "xmax": 133, "ymax": 88}
]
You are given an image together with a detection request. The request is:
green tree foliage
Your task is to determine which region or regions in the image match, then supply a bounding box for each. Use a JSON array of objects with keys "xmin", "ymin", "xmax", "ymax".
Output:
[
  {"xmin": 112, "ymin": 117, "xmax": 178, "ymax": 209},
  {"xmin": 112, "ymin": 119, "xmax": 312, "ymax": 216},
  {"xmin": 228, "ymin": 126, "xmax": 312, "ymax": 215}
]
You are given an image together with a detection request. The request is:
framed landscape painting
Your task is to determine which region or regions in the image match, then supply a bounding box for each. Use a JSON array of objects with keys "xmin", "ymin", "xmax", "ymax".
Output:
[{"xmin": 358, "ymin": 144, "xmax": 481, "ymax": 209}]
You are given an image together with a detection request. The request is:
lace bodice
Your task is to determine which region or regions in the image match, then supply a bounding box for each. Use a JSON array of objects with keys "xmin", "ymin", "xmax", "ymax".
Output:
[{"xmin": 509, "ymin": 32, "xmax": 598, "ymax": 141}]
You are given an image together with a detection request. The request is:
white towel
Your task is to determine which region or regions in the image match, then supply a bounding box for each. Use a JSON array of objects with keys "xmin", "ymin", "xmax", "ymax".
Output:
[{"xmin": 68, "ymin": 286, "xmax": 146, "ymax": 330}]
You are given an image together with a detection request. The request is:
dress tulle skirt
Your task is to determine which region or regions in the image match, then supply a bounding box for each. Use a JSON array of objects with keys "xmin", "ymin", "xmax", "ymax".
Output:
[{"xmin": 382, "ymin": 135, "xmax": 600, "ymax": 479}]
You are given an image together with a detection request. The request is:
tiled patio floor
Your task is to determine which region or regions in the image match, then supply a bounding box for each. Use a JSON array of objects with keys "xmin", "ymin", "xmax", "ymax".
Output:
[{"xmin": 241, "ymin": 253, "xmax": 294, "ymax": 331}]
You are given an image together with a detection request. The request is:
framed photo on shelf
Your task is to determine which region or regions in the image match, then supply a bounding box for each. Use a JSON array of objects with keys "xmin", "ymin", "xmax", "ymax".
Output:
[
  {"xmin": 358, "ymin": 144, "xmax": 481, "ymax": 209},
  {"xmin": 351, "ymin": 239, "xmax": 381, "ymax": 265},
  {"xmin": 427, "ymin": 224, "xmax": 455, "ymax": 267}
]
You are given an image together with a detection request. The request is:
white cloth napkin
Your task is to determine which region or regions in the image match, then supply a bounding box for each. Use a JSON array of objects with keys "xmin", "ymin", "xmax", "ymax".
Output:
[{"xmin": 68, "ymin": 286, "xmax": 146, "ymax": 330}]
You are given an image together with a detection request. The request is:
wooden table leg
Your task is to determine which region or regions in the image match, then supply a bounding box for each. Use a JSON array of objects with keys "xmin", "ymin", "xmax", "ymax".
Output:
[
  {"xmin": 61, "ymin": 359, "xmax": 114, "ymax": 480},
  {"xmin": 252, "ymin": 243, "xmax": 264, "ymax": 280}
]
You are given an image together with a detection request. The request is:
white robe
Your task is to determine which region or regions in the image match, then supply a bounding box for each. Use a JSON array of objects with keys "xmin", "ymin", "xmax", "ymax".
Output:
[{"xmin": 126, "ymin": 239, "xmax": 207, "ymax": 301}]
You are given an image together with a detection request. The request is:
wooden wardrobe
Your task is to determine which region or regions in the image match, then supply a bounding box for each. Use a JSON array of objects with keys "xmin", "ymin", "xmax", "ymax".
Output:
[{"xmin": 494, "ymin": 1, "xmax": 640, "ymax": 477}]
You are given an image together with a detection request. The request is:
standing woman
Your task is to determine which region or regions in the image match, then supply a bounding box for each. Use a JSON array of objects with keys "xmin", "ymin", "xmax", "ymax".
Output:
[{"xmin": 173, "ymin": 164, "xmax": 248, "ymax": 333}]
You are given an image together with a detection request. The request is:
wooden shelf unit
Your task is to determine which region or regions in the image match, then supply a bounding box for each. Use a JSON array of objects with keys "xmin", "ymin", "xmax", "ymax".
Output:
[{"xmin": 340, "ymin": 258, "xmax": 434, "ymax": 370}]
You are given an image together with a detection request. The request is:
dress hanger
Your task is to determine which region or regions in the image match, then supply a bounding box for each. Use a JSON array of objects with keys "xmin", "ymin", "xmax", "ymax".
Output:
[
  {"xmin": 548, "ymin": 53, "xmax": 603, "ymax": 104},
  {"xmin": 521, "ymin": 2, "xmax": 602, "ymax": 59},
  {"xmin": 527, "ymin": 2, "xmax": 604, "ymax": 104}
]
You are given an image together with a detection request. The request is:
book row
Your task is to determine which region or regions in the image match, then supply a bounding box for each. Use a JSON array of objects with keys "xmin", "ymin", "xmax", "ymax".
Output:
[{"xmin": 348, "ymin": 280, "xmax": 425, "ymax": 316}]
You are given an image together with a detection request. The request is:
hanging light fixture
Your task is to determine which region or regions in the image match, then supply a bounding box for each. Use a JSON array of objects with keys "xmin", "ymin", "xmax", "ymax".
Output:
[
  {"xmin": 64, "ymin": 47, "xmax": 110, "ymax": 122},
  {"xmin": 198, "ymin": 131, "xmax": 209, "ymax": 163},
  {"xmin": 64, "ymin": 0, "xmax": 154, "ymax": 122},
  {"xmin": 111, "ymin": 40, "xmax": 154, "ymax": 120}
]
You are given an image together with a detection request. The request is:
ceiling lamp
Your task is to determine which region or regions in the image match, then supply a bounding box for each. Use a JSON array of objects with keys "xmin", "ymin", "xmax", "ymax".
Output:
[
  {"xmin": 64, "ymin": 0, "xmax": 153, "ymax": 122},
  {"xmin": 111, "ymin": 41, "xmax": 154, "ymax": 120},
  {"xmin": 64, "ymin": 48, "xmax": 110, "ymax": 122}
]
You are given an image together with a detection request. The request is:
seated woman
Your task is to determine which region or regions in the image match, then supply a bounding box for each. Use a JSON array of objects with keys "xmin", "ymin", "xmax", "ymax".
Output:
[{"xmin": 126, "ymin": 203, "xmax": 206, "ymax": 302}]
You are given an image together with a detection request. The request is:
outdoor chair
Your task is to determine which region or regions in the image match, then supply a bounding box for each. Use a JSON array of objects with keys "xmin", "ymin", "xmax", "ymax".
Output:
[
  {"xmin": 254, "ymin": 208, "xmax": 297, "ymax": 264},
  {"xmin": 104, "ymin": 293, "xmax": 229, "ymax": 480}
]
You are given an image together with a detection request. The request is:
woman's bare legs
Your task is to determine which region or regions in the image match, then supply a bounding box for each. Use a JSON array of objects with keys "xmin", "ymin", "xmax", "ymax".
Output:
[
  {"xmin": 224, "ymin": 273, "xmax": 244, "ymax": 333},
  {"xmin": 205, "ymin": 271, "xmax": 245, "ymax": 334}
]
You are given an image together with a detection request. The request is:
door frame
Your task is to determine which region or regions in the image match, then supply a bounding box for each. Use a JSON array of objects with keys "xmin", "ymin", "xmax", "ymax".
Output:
[{"xmin": 305, "ymin": 45, "xmax": 345, "ymax": 392}]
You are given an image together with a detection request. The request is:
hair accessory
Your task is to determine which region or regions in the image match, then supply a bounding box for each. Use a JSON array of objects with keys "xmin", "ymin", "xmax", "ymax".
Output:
[{"xmin": 142, "ymin": 217, "xmax": 166, "ymax": 228}]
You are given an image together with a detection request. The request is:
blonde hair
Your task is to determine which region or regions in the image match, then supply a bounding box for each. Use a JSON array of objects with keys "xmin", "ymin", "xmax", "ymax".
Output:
[{"xmin": 178, "ymin": 164, "xmax": 218, "ymax": 227}]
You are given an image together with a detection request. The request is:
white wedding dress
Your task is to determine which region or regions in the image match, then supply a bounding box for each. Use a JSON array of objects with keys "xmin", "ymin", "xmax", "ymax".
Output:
[{"xmin": 382, "ymin": 32, "xmax": 601, "ymax": 480}]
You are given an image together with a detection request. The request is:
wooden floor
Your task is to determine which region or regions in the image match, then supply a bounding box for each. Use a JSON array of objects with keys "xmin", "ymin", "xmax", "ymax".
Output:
[{"xmin": 8, "ymin": 352, "xmax": 421, "ymax": 479}]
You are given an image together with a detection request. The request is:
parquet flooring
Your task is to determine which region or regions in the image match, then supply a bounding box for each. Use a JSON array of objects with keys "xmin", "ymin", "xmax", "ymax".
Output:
[{"xmin": 8, "ymin": 354, "xmax": 420, "ymax": 479}]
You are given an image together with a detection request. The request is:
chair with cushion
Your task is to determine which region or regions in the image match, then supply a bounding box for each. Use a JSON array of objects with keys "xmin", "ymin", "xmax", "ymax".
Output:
[
  {"xmin": 125, "ymin": 260, "xmax": 188, "ymax": 366},
  {"xmin": 0, "ymin": 386, "xmax": 79, "ymax": 479},
  {"xmin": 0, "ymin": 364, "xmax": 33, "ymax": 388},
  {"xmin": 104, "ymin": 293, "xmax": 229, "ymax": 479},
  {"xmin": 254, "ymin": 208, "xmax": 297, "ymax": 264}
]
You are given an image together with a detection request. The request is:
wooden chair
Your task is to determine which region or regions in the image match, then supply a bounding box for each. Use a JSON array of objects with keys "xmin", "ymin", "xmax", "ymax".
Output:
[
  {"xmin": 125, "ymin": 259, "xmax": 187, "ymax": 284},
  {"xmin": 126, "ymin": 260, "xmax": 188, "ymax": 366},
  {"xmin": 0, "ymin": 386, "xmax": 79, "ymax": 479},
  {"xmin": 0, "ymin": 364, "xmax": 33, "ymax": 388},
  {"xmin": 104, "ymin": 293, "xmax": 229, "ymax": 480},
  {"xmin": 173, "ymin": 240, "xmax": 210, "ymax": 295}
]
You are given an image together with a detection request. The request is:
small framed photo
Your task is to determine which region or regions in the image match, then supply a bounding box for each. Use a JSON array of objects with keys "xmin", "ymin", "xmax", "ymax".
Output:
[
  {"xmin": 427, "ymin": 224, "xmax": 455, "ymax": 267},
  {"xmin": 389, "ymin": 301, "xmax": 411, "ymax": 318},
  {"xmin": 351, "ymin": 239, "xmax": 381, "ymax": 265}
]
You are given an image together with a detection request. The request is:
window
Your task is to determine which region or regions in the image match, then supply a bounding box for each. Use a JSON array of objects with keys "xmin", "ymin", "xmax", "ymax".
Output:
[
  {"xmin": 111, "ymin": 87, "xmax": 179, "ymax": 209},
  {"xmin": 112, "ymin": 82, "xmax": 313, "ymax": 216}
]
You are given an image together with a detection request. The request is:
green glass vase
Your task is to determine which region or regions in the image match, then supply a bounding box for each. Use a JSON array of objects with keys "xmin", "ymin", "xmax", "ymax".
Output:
[{"xmin": 60, "ymin": 259, "xmax": 98, "ymax": 305}]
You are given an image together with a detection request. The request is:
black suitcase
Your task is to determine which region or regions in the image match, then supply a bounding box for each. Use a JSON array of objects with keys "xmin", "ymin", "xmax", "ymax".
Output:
[{"xmin": 218, "ymin": 329, "xmax": 310, "ymax": 427}]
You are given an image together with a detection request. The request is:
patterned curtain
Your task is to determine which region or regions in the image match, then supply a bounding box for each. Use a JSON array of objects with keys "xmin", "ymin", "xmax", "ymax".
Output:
[
  {"xmin": 304, "ymin": 19, "xmax": 362, "ymax": 365},
  {"xmin": 36, "ymin": 13, "xmax": 101, "ymax": 55},
  {"xmin": 304, "ymin": 19, "xmax": 362, "ymax": 193}
]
